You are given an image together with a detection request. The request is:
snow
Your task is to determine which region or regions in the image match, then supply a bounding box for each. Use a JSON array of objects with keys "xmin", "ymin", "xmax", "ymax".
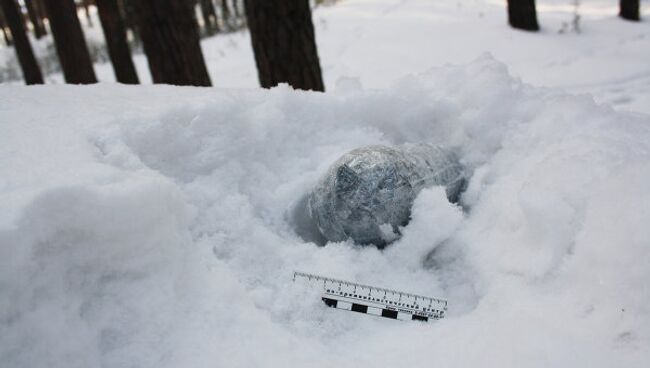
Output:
[
  {"xmin": 2, "ymin": 54, "xmax": 650, "ymax": 366},
  {"xmin": 2, "ymin": 0, "xmax": 649, "ymax": 113},
  {"xmin": 1, "ymin": 0, "xmax": 650, "ymax": 367}
]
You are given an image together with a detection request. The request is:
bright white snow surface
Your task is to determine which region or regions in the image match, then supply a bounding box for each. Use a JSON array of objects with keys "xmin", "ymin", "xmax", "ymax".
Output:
[{"xmin": 2, "ymin": 55, "xmax": 650, "ymax": 367}]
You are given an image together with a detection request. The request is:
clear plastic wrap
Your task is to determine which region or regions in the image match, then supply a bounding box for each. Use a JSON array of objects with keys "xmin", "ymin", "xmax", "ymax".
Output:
[{"xmin": 307, "ymin": 144, "xmax": 466, "ymax": 247}]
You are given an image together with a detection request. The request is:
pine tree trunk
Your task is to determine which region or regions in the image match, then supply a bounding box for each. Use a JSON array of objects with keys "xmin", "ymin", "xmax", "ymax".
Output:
[
  {"xmin": 25, "ymin": 0, "xmax": 46, "ymax": 38},
  {"xmin": 119, "ymin": 0, "xmax": 140, "ymax": 43},
  {"xmin": 42, "ymin": 0, "xmax": 97, "ymax": 84},
  {"xmin": 200, "ymin": 0, "xmax": 218, "ymax": 34},
  {"xmin": 244, "ymin": 0, "xmax": 324, "ymax": 91},
  {"xmin": 96, "ymin": 0, "xmax": 138, "ymax": 84},
  {"xmin": 132, "ymin": 0, "xmax": 211, "ymax": 86},
  {"xmin": 232, "ymin": 0, "xmax": 240, "ymax": 18},
  {"xmin": 0, "ymin": 0, "xmax": 43, "ymax": 84},
  {"xmin": 220, "ymin": 0, "xmax": 230, "ymax": 30},
  {"xmin": 507, "ymin": 0, "xmax": 539, "ymax": 31},
  {"xmin": 0, "ymin": 7, "xmax": 13, "ymax": 46},
  {"xmin": 620, "ymin": 0, "xmax": 640, "ymax": 21},
  {"xmin": 33, "ymin": 0, "xmax": 48, "ymax": 29}
]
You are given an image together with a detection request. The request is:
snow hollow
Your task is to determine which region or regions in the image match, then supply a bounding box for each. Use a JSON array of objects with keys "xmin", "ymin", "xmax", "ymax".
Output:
[{"xmin": 1, "ymin": 56, "xmax": 649, "ymax": 367}]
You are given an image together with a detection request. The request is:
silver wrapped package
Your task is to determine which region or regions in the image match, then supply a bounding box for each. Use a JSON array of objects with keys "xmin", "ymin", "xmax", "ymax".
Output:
[{"xmin": 307, "ymin": 144, "xmax": 465, "ymax": 247}]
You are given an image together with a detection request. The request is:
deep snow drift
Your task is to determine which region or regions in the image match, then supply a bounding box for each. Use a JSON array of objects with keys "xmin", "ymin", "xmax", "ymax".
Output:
[{"xmin": 1, "ymin": 57, "xmax": 650, "ymax": 367}]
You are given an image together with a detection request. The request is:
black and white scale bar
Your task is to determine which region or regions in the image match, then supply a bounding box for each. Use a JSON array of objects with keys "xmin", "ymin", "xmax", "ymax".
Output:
[
  {"xmin": 321, "ymin": 297, "xmax": 431, "ymax": 322},
  {"xmin": 293, "ymin": 271, "xmax": 447, "ymax": 322}
]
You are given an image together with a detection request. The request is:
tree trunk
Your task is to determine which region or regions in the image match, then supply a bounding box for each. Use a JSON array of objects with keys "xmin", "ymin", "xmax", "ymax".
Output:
[
  {"xmin": 33, "ymin": 0, "xmax": 48, "ymax": 29},
  {"xmin": 506, "ymin": 0, "xmax": 539, "ymax": 31},
  {"xmin": 620, "ymin": 0, "xmax": 640, "ymax": 21},
  {"xmin": 25, "ymin": 0, "xmax": 46, "ymax": 38},
  {"xmin": 232, "ymin": 0, "xmax": 240, "ymax": 19},
  {"xmin": 0, "ymin": 0, "xmax": 43, "ymax": 84},
  {"xmin": 244, "ymin": 0, "xmax": 324, "ymax": 91},
  {"xmin": 0, "ymin": 7, "xmax": 13, "ymax": 46},
  {"xmin": 119, "ymin": 0, "xmax": 140, "ymax": 43},
  {"xmin": 42, "ymin": 0, "xmax": 97, "ymax": 84},
  {"xmin": 220, "ymin": 0, "xmax": 230, "ymax": 30},
  {"xmin": 200, "ymin": 0, "xmax": 218, "ymax": 34},
  {"xmin": 132, "ymin": 0, "xmax": 211, "ymax": 86},
  {"xmin": 96, "ymin": 0, "xmax": 138, "ymax": 84}
]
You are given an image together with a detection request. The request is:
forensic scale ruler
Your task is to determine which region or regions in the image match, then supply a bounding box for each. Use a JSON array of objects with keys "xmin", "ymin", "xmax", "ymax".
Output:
[{"xmin": 293, "ymin": 271, "xmax": 447, "ymax": 322}]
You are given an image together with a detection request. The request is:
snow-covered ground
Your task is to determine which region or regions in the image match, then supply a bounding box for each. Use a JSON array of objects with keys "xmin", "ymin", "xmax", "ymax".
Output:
[
  {"xmin": 1, "ymin": 0, "xmax": 649, "ymax": 112},
  {"xmin": 1, "ymin": 1, "xmax": 650, "ymax": 367}
]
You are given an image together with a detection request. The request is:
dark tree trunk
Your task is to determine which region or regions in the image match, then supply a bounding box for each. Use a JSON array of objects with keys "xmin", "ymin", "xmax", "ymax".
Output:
[
  {"xmin": 200, "ymin": 0, "xmax": 218, "ymax": 34},
  {"xmin": 220, "ymin": 0, "xmax": 230, "ymax": 30},
  {"xmin": 119, "ymin": 0, "xmax": 140, "ymax": 42},
  {"xmin": 620, "ymin": 0, "xmax": 640, "ymax": 21},
  {"xmin": 25, "ymin": 0, "xmax": 46, "ymax": 38},
  {"xmin": 0, "ymin": 7, "xmax": 13, "ymax": 46},
  {"xmin": 0, "ymin": 0, "xmax": 43, "ymax": 84},
  {"xmin": 42, "ymin": 0, "xmax": 97, "ymax": 84},
  {"xmin": 132, "ymin": 0, "xmax": 211, "ymax": 86},
  {"xmin": 244, "ymin": 0, "xmax": 324, "ymax": 91},
  {"xmin": 33, "ymin": 0, "xmax": 48, "ymax": 28},
  {"xmin": 507, "ymin": 0, "xmax": 539, "ymax": 31},
  {"xmin": 96, "ymin": 0, "xmax": 138, "ymax": 84}
]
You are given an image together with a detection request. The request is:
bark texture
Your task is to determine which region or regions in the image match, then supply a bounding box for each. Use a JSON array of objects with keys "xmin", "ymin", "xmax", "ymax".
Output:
[
  {"xmin": 507, "ymin": 0, "xmax": 540, "ymax": 31},
  {"xmin": 0, "ymin": 0, "xmax": 43, "ymax": 84},
  {"xmin": 42, "ymin": 0, "xmax": 97, "ymax": 84},
  {"xmin": 620, "ymin": 0, "xmax": 640, "ymax": 21},
  {"xmin": 244, "ymin": 0, "xmax": 324, "ymax": 91},
  {"xmin": 132, "ymin": 0, "xmax": 211, "ymax": 86},
  {"xmin": 96, "ymin": 0, "xmax": 139, "ymax": 84},
  {"xmin": 25, "ymin": 0, "xmax": 46, "ymax": 38}
]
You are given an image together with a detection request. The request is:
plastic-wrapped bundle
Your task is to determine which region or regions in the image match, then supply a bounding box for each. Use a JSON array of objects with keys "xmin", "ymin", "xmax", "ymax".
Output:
[{"xmin": 307, "ymin": 144, "xmax": 466, "ymax": 247}]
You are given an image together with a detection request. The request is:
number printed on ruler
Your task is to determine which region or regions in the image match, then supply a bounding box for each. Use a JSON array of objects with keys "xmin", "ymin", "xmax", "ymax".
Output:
[{"xmin": 293, "ymin": 271, "xmax": 447, "ymax": 322}]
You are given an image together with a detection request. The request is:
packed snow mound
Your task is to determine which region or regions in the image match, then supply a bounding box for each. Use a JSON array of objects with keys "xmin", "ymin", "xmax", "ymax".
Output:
[{"xmin": 1, "ymin": 56, "xmax": 649, "ymax": 367}]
